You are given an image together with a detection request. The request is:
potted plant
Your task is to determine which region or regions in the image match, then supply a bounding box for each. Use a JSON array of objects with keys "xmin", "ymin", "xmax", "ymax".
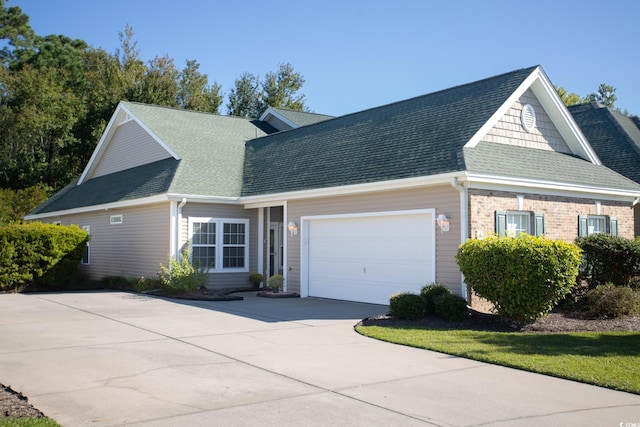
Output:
[
  {"xmin": 249, "ymin": 273, "xmax": 264, "ymax": 289},
  {"xmin": 267, "ymin": 274, "xmax": 284, "ymax": 293}
]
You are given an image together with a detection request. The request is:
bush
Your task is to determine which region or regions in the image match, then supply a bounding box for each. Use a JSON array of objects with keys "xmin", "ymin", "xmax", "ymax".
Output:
[
  {"xmin": 389, "ymin": 292, "xmax": 425, "ymax": 320},
  {"xmin": 576, "ymin": 234, "xmax": 640, "ymax": 288},
  {"xmin": 268, "ymin": 274, "xmax": 284, "ymax": 292},
  {"xmin": 158, "ymin": 248, "xmax": 207, "ymax": 294},
  {"xmin": 420, "ymin": 283, "xmax": 451, "ymax": 314},
  {"xmin": 433, "ymin": 293, "xmax": 468, "ymax": 321},
  {"xmin": 134, "ymin": 276, "xmax": 161, "ymax": 292},
  {"xmin": 249, "ymin": 272, "xmax": 264, "ymax": 288},
  {"xmin": 585, "ymin": 283, "xmax": 639, "ymax": 318},
  {"xmin": 0, "ymin": 223, "xmax": 89, "ymax": 291},
  {"xmin": 456, "ymin": 235, "xmax": 582, "ymax": 322}
]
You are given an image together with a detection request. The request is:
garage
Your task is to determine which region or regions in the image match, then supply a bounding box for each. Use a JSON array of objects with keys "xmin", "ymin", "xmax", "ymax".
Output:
[{"xmin": 303, "ymin": 210, "xmax": 435, "ymax": 305}]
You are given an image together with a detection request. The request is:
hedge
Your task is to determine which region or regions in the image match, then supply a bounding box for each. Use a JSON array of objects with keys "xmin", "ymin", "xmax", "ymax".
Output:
[
  {"xmin": 575, "ymin": 233, "xmax": 640, "ymax": 288},
  {"xmin": 456, "ymin": 235, "xmax": 582, "ymax": 322},
  {"xmin": 0, "ymin": 223, "xmax": 89, "ymax": 291}
]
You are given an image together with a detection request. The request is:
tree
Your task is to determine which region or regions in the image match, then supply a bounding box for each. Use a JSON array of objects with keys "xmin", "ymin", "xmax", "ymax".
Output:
[
  {"xmin": 0, "ymin": 0, "xmax": 34, "ymax": 65},
  {"xmin": 227, "ymin": 63, "xmax": 308, "ymax": 118},
  {"xmin": 176, "ymin": 59, "xmax": 223, "ymax": 113},
  {"xmin": 554, "ymin": 85, "xmax": 585, "ymax": 106},
  {"xmin": 586, "ymin": 83, "xmax": 617, "ymax": 108},
  {"xmin": 139, "ymin": 54, "xmax": 179, "ymax": 106},
  {"xmin": 227, "ymin": 72, "xmax": 260, "ymax": 118},
  {"xmin": 257, "ymin": 62, "xmax": 307, "ymax": 114}
]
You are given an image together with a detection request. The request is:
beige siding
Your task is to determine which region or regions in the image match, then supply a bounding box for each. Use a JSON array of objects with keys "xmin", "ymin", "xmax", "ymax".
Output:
[
  {"xmin": 287, "ymin": 185, "xmax": 463, "ymax": 296},
  {"xmin": 265, "ymin": 116, "xmax": 293, "ymax": 132},
  {"xmin": 91, "ymin": 120, "xmax": 172, "ymax": 179},
  {"xmin": 180, "ymin": 202, "xmax": 259, "ymax": 289},
  {"xmin": 46, "ymin": 203, "xmax": 171, "ymax": 280},
  {"xmin": 483, "ymin": 89, "xmax": 570, "ymax": 153}
]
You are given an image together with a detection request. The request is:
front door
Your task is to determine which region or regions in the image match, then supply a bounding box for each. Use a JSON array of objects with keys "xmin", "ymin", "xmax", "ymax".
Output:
[{"xmin": 269, "ymin": 223, "xmax": 283, "ymax": 276}]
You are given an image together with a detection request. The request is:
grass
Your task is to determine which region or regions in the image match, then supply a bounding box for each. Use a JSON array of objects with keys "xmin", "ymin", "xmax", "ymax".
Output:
[
  {"xmin": 0, "ymin": 419, "xmax": 61, "ymax": 427},
  {"xmin": 355, "ymin": 325, "xmax": 640, "ymax": 394}
]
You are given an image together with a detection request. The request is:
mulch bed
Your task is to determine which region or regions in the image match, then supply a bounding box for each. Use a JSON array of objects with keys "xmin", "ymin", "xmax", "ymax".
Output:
[
  {"xmin": 359, "ymin": 308, "xmax": 640, "ymax": 333},
  {"xmin": 1, "ymin": 384, "xmax": 45, "ymax": 419}
]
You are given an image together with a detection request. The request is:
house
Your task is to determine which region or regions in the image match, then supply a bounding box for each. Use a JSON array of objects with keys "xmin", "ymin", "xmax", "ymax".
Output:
[
  {"xmin": 568, "ymin": 103, "xmax": 640, "ymax": 237},
  {"xmin": 26, "ymin": 65, "xmax": 640, "ymax": 306}
]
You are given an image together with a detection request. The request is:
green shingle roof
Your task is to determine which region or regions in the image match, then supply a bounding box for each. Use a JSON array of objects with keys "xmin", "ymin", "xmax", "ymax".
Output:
[
  {"xmin": 123, "ymin": 102, "xmax": 269, "ymax": 197},
  {"xmin": 29, "ymin": 158, "xmax": 178, "ymax": 214},
  {"xmin": 242, "ymin": 66, "xmax": 538, "ymax": 196},
  {"xmin": 569, "ymin": 103, "xmax": 640, "ymax": 184},
  {"xmin": 464, "ymin": 141, "xmax": 640, "ymax": 191},
  {"xmin": 269, "ymin": 107, "xmax": 334, "ymax": 127}
]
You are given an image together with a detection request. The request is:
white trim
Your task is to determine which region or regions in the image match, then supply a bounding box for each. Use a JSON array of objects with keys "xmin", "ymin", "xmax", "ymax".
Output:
[
  {"xmin": 24, "ymin": 194, "xmax": 171, "ymax": 220},
  {"xmin": 188, "ymin": 217, "xmax": 250, "ymax": 273},
  {"xmin": 462, "ymin": 173, "xmax": 640, "ymax": 201},
  {"xmin": 299, "ymin": 209, "xmax": 436, "ymax": 300},
  {"xmin": 242, "ymin": 172, "xmax": 464, "ymax": 208},
  {"xmin": 257, "ymin": 208, "xmax": 264, "ymax": 276},
  {"xmin": 78, "ymin": 102, "xmax": 181, "ymax": 185},
  {"xmin": 282, "ymin": 201, "xmax": 289, "ymax": 292},
  {"xmin": 450, "ymin": 177, "xmax": 468, "ymax": 298},
  {"xmin": 259, "ymin": 107, "xmax": 300, "ymax": 129},
  {"xmin": 109, "ymin": 214, "xmax": 123, "ymax": 225},
  {"xmin": 464, "ymin": 66, "xmax": 600, "ymax": 164},
  {"xmin": 81, "ymin": 225, "xmax": 90, "ymax": 265}
]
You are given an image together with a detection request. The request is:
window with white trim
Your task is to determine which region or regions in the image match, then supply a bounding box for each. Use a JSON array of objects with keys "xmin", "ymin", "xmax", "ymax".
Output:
[
  {"xmin": 189, "ymin": 218, "xmax": 249, "ymax": 272},
  {"xmin": 578, "ymin": 215, "xmax": 617, "ymax": 236},
  {"xmin": 495, "ymin": 211, "xmax": 545, "ymax": 237}
]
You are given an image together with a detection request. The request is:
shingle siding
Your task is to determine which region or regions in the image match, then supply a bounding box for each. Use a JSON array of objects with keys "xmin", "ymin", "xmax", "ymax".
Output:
[{"xmin": 483, "ymin": 89, "xmax": 570, "ymax": 153}]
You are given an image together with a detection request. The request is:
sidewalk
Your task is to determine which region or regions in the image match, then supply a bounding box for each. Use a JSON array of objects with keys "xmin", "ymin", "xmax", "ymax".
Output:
[{"xmin": 1, "ymin": 291, "xmax": 638, "ymax": 426}]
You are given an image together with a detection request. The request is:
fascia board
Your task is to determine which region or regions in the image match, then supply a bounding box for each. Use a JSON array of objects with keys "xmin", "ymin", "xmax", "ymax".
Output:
[
  {"xmin": 23, "ymin": 194, "xmax": 170, "ymax": 221},
  {"xmin": 258, "ymin": 107, "xmax": 299, "ymax": 129},
  {"xmin": 241, "ymin": 172, "xmax": 465, "ymax": 208},
  {"xmin": 166, "ymin": 193, "xmax": 240, "ymax": 204},
  {"xmin": 528, "ymin": 69, "xmax": 600, "ymax": 164},
  {"xmin": 465, "ymin": 67, "xmax": 540, "ymax": 149},
  {"xmin": 78, "ymin": 103, "xmax": 181, "ymax": 185},
  {"xmin": 462, "ymin": 173, "xmax": 640, "ymax": 200}
]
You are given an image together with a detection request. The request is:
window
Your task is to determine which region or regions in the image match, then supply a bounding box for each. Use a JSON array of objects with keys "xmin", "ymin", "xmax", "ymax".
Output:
[
  {"xmin": 81, "ymin": 226, "xmax": 90, "ymax": 265},
  {"xmin": 578, "ymin": 215, "xmax": 618, "ymax": 236},
  {"xmin": 495, "ymin": 211, "xmax": 545, "ymax": 237},
  {"xmin": 189, "ymin": 218, "xmax": 249, "ymax": 272}
]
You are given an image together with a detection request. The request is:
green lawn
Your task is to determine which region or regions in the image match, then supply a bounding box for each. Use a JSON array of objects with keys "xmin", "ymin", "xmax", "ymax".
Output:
[{"xmin": 356, "ymin": 325, "xmax": 640, "ymax": 394}]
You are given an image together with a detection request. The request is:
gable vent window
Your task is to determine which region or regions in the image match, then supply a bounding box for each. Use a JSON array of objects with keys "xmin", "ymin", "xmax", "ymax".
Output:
[
  {"xmin": 521, "ymin": 104, "xmax": 536, "ymax": 133},
  {"xmin": 110, "ymin": 214, "xmax": 123, "ymax": 225}
]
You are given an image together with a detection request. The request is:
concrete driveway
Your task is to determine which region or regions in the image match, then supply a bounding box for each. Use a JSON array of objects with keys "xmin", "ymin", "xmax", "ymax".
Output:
[{"xmin": 1, "ymin": 292, "xmax": 639, "ymax": 426}]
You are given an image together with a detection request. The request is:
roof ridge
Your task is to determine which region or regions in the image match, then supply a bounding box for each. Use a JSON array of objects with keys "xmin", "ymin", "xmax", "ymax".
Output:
[{"xmin": 121, "ymin": 101, "xmax": 260, "ymax": 123}]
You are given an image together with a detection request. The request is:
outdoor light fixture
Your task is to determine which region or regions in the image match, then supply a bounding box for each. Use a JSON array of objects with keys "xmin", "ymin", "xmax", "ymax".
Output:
[
  {"xmin": 436, "ymin": 214, "xmax": 450, "ymax": 233},
  {"xmin": 287, "ymin": 221, "xmax": 298, "ymax": 236}
]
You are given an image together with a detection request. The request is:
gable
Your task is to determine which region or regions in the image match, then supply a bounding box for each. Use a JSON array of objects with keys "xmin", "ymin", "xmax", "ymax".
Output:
[
  {"xmin": 89, "ymin": 119, "xmax": 173, "ymax": 179},
  {"xmin": 482, "ymin": 89, "xmax": 571, "ymax": 154}
]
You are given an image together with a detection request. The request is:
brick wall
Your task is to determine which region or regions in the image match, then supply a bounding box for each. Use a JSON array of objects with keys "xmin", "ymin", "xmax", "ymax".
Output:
[{"xmin": 468, "ymin": 189, "xmax": 635, "ymax": 241}]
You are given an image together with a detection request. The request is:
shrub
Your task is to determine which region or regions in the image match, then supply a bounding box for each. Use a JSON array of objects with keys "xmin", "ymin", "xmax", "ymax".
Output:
[
  {"xmin": 433, "ymin": 293, "xmax": 468, "ymax": 321},
  {"xmin": 158, "ymin": 248, "xmax": 207, "ymax": 294},
  {"xmin": 249, "ymin": 272, "xmax": 264, "ymax": 288},
  {"xmin": 100, "ymin": 276, "xmax": 133, "ymax": 290},
  {"xmin": 267, "ymin": 274, "xmax": 284, "ymax": 292},
  {"xmin": 575, "ymin": 234, "xmax": 640, "ymax": 288},
  {"xmin": 420, "ymin": 283, "xmax": 451, "ymax": 314},
  {"xmin": 585, "ymin": 283, "xmax": 639, "ymax": 318},
  {"xmin": 389, "ymin": 292, "xmax": 425, "ymax": 320},
  {"xmin": 456, "ymin": 235, "xmax": 582, "ymax": 322},
  {"xmin": 0, "ymin": 223, "xmax": 88, "ymax": 291},
  {"xmin": 133, "ymin": 276, "xmax": 161, "ymax": 293}
]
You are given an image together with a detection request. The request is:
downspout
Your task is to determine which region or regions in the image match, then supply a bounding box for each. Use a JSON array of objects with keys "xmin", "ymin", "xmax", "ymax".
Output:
[
  {"xmin": 450, "ymin": 177, "xmax": 468, "ymax": 299},
  {"xmin": 176, "ymin": 198, "xmax": 187, "ymax": 260}
]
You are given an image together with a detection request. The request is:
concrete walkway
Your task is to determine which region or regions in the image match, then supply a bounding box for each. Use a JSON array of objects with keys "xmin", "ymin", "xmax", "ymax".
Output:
[{"xmin": 0, "ymin": 291, "xmax": 638, "ymax": 426}]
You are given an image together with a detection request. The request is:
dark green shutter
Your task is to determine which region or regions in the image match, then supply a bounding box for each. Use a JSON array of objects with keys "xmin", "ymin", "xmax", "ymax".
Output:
[
  {"xmin": 609, "ymin": 217, "xmax": 618, "ymax": 236},
  {"xmin": 578, "ymin": 215, "xmax": 588, "ymax": 237},
  {"xmin": 534, "ymin": 213, "xmax": 545, "ymax": 236},
  {"xmin": 495, "ymin": 211, "xmax": 507, "ymax": 237}
]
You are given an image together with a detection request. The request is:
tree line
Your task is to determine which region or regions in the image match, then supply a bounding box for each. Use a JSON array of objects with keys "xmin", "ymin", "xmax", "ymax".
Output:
[
  {"xmin": 0, "ymin": 1, "xmax": 307, "ymax": 196},
  {"xmin": 0, "ymin": 1, "xmax": 634, "ymax": 223}
]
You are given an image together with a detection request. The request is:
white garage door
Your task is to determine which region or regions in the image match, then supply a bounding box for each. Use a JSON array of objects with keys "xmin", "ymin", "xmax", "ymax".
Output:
[{"xmin": 305, "ymin": 211, "xmax": 435, "ymax": 305}]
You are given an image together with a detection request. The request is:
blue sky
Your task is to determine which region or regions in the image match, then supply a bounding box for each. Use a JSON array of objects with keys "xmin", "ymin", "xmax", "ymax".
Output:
[{"xmin": 9, "ymin": 0, "xmax": 640, "ymax": 116}]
